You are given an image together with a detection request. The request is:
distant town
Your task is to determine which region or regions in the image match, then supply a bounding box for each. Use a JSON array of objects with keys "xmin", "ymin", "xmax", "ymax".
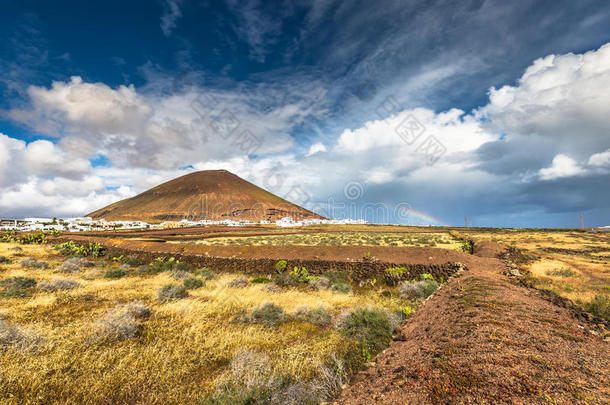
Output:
[{"xmin": 0, "ymin": 216, "xmax": 369, "ymax": 232}]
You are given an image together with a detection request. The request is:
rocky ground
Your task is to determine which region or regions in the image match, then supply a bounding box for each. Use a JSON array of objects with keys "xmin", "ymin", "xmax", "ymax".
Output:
[{"xmin": 335, "ymin": 241, "xmax": 610, "ymax": 404}]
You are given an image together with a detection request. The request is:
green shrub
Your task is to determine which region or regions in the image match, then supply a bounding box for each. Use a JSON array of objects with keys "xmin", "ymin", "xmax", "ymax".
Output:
[
  {"xmin": 250, "ymin": 302, "xmax": 286, "ymax": 326},
  {"xmin": 104, "ymin": 268, "xmax": 128, "ymax": 279},
  {"xmin": 289, "ymin": 266, "xmax": 315, "ymax": 283},
  {"xmin": 195, "ymin": 268, "xmax": 216, "ymax": 280},
  {"xmin": 157, "ymin": 284, "xmax": 188, "ymax": 301},
  {"xmin": 275, "ymin": 260, "xmax": 287, "ymax": 273},
  {"xmin": 585, "ymin": 295, "xmax": 610, "ymax": 321},
  {"xmin": 251, "ymin": 277, "xmax": 271, "ymax": 284},
  {"xmin": 331, "ymin": 282, "xmax": 352, "ymax": 294},
  {"xmin": 1, "ymin": 277, "xmax": 37, "ymax": 289},
  {"xmin": 1, "ymin": 230, "xmax": 58, "ymax": 245},
  {"xmin": 54, "ymin": 241, "xmax": 105, "ymax": 258},
  {"xmin": 174, "ymin": 261, "xmax": 193, "ymax": 273},
  {"xmin": 0, "ymin": 256, "xmax": 11, "ymax": 264},
  {"xmin": 148, "ymin": 257, "xmax": 177, "ymax": 274},
  {"xmin": 0, "ymin": 277, "xmax": 37, "ymax": 298},
  {"xmin": 384, "ymin": 267, "xmax": 409, "ymax": 285},
  {"xmin": 183, "ymin": 277, "xmax": 204, "ymax": 290},
  {"xmin": 337, "ymin": 308, "xmax": 392, "ymax": 355}
]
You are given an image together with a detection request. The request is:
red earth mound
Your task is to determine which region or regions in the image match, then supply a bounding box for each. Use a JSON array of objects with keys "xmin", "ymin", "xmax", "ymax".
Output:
[{"xmin": 87, "ymin": 170, "xmax": 323, "ymax": 223}]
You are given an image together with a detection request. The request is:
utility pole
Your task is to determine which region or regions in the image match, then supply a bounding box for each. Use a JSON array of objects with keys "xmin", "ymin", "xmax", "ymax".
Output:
[
  {"xmin": 469, "ymin": 217, "xmax": 472, "ymax": 228},
  {"xmin": 580, "ymin": 214, "xmax": 584, "ymax": 229},
  {"xmin": 465, "ymin": 216, "xmax": 468, "ymax": 228}
]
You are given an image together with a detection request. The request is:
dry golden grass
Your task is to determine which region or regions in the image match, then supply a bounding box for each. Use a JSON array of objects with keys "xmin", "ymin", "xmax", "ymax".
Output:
[
  {"xmin": 0, "ymin": 242, "xmax": 408, "ymax": 404},
  {"xmin": 464, "ymin": 229, "xmax": 610, "ymax": 312},
  {"xmin": 179, "ymin": 231, "xmax": 463, "ymax": 249}
]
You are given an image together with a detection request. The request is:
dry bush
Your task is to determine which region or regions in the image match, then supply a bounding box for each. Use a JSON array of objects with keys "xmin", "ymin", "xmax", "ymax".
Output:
[
  {"xmin": 94, "ymin": 301, "xmax": 151, "ymax": 341},
  {"xmin": 250, "ymin": 302, "xmax": 286, "ymax": 327},
  {"xmin": 310, "ymin": 353, "xmax": 346, "ymax": 401},
  {"xmin": 261, "ymin": 283, "xmax": 281, "ymax": 293},
  {"xmin": 293, "ymin": 305, "xmax": 332, "ymax": 326},
  {"xmin": 83, "ymin": 268, "xmax": 105, "ymax": 280},
  {"xmin": 172, "ymin": 270, "xmax": 191, "ymax": 280},
  {"xmin": 399, "ymin": 279, "xmax": 439, "ymax": 300},
  {"xmin": 228, "ymin": 276, "xmax": 249, "ymax": 288},
  {"xmin": 56, "ymin": 257, "xmax": 95, "ymax": 273},
  {"xmin": 309, "ymin": 276, "xmax": 330, "ymax": 291},
  {"xmin": 122, "ymin": 300, "xmax": 152, "ymax": 319},
  {"xmin": 207, "ymin": 348, "xmax": 346, "ymax": 404},
  {"xmin": 38, "ymin": 278, "xmax": 80, "ymax": 292},
  {"xmin": 226, "ymin": 347, "xmax": 275, "ymax": 391},
  {"xmin": 20, "ymin": 257, "xmax": 49, "ymax": 270},
  {"xmin": 0, "ymin": 319, "xmax": 43, "ymax": 351},
  {"xmin": 157, "ymin": 284, "xmax": 188, "ymax": 302}
]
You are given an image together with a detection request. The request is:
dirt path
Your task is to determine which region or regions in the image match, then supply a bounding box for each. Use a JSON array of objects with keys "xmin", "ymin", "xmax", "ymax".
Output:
[{"xmin": 335, "ymin": 242, "xmax": 610, "ymax": 404}]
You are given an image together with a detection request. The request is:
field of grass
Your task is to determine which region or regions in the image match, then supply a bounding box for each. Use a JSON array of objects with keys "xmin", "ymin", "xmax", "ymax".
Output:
[
  {"xmin": 463, "ymin": 229, "xmax": 610, "ymax": 320},
  {"xmin": 0, "ymin": 241, "xmax": 439, "ymax": 404},
  {"xmin": 179, "ymin": 231, "xmax": 464, "ymax": 250}
]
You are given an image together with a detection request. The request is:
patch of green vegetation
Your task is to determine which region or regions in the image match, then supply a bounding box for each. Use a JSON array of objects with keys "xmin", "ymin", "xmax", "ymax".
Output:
[
  {"xmin": 384, "ymin": 267, "xmax": 409, "ymax": 286},
  {"xmin": 584, "ymin": 295, "xmax": 610, "ymax": 321},
  {"xmin": 0, "ymin": 276, "xmax": 37, "ymax": 298},
  {"xmin": 104, "ymin": 268, "xmax": 128, "ymax": 279},
  {"xmin": 157, "ymin": 284, "xmax": 188, "ymax": 301},
  {"xmin": 275, "ymin": 260, "xmax": 287, "ymax": 273},
  {"xmin": 194, "ymin": 268, "xmax": 216, "ymax": 280},
  {"xmin": 183, "ymin": 277, "xmax": 204, "ymax": 290},
  {"xmin": 146, "ymin": 257, "xmax": 192, "ymax": 274},
  {"xmin": 1, "ymin": 230, "xmax": 60, "ymax": 244},
  {"xmin": 0, "ymin": 256, "xmax": 11, "ymax": 264},
  {"xmin": 55, "ymin": 241, "xmax": 106, "ymax": 258},
  {"xmin": 338, "ymin": 308, "xmax": 392, "ymax": 357}
]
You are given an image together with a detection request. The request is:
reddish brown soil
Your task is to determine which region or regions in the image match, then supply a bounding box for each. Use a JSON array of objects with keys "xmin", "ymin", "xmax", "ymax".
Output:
[
  {"xmin": 335, "ymin": 242, "xmax": 610, "ymax": 404},
  {"xmin": 56, "ymin": 234, "xmax": 476, "ymax": 264}
]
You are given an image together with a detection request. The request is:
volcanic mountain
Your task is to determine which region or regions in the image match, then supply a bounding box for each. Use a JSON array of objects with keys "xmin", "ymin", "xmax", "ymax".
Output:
[{"xmin": 87, "ymin": 170, "xmax": 324, "ymax": 223}]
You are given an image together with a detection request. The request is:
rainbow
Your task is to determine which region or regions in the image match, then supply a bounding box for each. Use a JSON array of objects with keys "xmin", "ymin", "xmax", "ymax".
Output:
[{"xmin": 397, "ymin": 207, "xmax": 450, "ymax": 227}]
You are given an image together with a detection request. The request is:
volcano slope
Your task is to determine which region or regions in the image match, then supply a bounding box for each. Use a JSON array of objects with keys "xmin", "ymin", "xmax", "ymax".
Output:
[
  {"xmin": 87, "ymin": 170, "xmax": 323, "ymax": 223},
  {"xmin": 336, "ymin": 240, "xmax": 610, "ymax": 404}
]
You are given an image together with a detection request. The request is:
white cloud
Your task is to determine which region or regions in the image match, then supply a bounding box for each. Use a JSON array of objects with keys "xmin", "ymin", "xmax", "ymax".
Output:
[
  {"xmin": 479, "ymin": 43, "xmax": 610, "ymax": 156},
  {"xmin": 0, "ymin": 134, "xmax": 26, "ymax": 187},
  {"xmin": 337, "ymin": 107, "xmax": 494, "ymax": 155},
  {"xmin": 539, "ymin": 154, "xmax": 586, "ymax": 180},
  {"xmin": 7, "ymin": 76, "xmax": 325, "ymax": 170},
  {"xmin": 24, "ymin": 140, "xmax": 91, "ymax": 178},
  {"xmin": 588, "ymin": 149, "xmax": 610, "ymax": 167},
  {"xmin": 16, "ymin": 76, "xmax": 152, "ymax": 134},
  {"xmin": 306, "ymin": 142, "xmax": 327, "ymax": 156}
]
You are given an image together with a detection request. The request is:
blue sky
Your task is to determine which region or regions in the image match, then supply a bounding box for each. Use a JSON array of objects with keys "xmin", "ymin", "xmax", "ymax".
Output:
[{"xmin": 1, "ymin": 0, "xmax": 610, "ymax": 227}]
